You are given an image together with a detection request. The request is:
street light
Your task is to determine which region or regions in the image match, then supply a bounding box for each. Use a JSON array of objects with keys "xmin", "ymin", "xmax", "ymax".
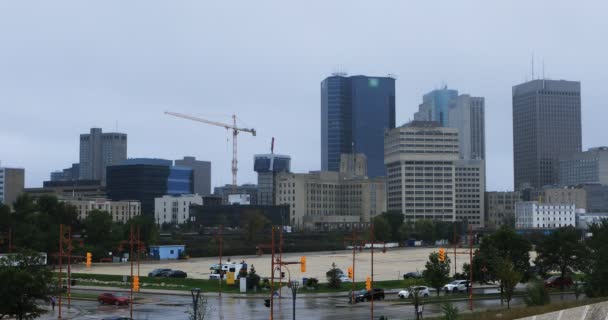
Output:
[
  {"xmin": 289, "ymin": 280, "xmax": 300, "ymax": 320},
  {"xmin": 191, "ymin": 288, "xmax": 201, "ymax": 320}
]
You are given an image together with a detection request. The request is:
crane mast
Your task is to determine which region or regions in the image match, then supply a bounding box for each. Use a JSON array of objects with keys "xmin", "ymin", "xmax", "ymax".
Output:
[{"xmin": 165, "ymin": 111, "xmax": 256, "ymax": 191}]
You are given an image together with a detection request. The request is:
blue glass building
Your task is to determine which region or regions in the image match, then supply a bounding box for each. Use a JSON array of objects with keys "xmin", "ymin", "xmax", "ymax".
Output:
[
  {"xmin": 321, "ymin": 74, "xmax": 395, "ymax": 177},
  {"xmin": 414, "ymin": 87, "xmax": 459, "ymax": 126}
]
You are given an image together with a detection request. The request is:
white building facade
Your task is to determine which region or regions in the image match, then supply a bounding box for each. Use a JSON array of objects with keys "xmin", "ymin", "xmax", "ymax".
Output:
[
  {"xmin": 515, "ymin": 201, "xmax": 576, "ymax": 229},
  {"xmin": 63, "ymin": 198, "xmax": 141, "ymax": 223},
  {"xmin": 154, "ymin": 194, "xmax": 203, "ymax": 225}
]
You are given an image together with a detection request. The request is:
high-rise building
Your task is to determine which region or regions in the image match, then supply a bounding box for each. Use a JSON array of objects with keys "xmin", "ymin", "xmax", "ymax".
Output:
[
  {"xmin": 454, "ymin": 160, "xmax": 485, "ymax": 227},
  {"xmin": 321, "ymin": 74, "xmax": 396, "ymax": 178},
  {"xmin": 79, "ymin": 128, "xmax": 127, "ymax": 184},
  {"xmin": 559, "ymin": 147, "xmax": 608, "ymax": 186},
  {"xmin": 254, "ymin": 154, "xmax": 291, "ymax": 205},
  {"xmin": 414, "ymin": 87, "xmax": 459, "ymax": 126},
  {"xmin": 51, "ymin": 163, "xmax": 80, "ymax": 182},
  {"xmin": 448, "ymin": 95, "xmax": 486, "ymax": 160},
  {"xmin": 512, "ymin": 79, "xmax": 582, "ymax": 190},
  {"xmin": 0, "ymin": 162, "xmax": 24, "ymax": 207},
  {"xmin": 175, "ymin": 156, "xmax": 212, "ymax": 196},
  {"xmin": 154, "ymin": 194, "xmax": 203, "ymax": 225},
  {"xmin": 106, "ymin": 158, "xmax": 193, "ymax": 216},
  {"xmin": 339, "ymin": 153, "xmax": 368, "ymax": 178}
]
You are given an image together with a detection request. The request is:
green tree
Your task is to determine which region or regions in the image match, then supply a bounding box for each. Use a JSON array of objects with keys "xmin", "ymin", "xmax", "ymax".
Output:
[
  {"xmin": 326, "ymin": 262, "xmax": 342, "ymax": 289},
  {"xmin": 423, "ymin": 252, "xmax": 451, "ymax": 296},
  {"xmin": 473, "ymin": 226, "xmax": 531, "ymax": 283},
  {"xmin": 371, "ymin": 216, "xmax": 391, "ymax": 242},
  {"xmin": 380, "ymin": 211, "xmax": 404, "ymax": 241},
  {"xmin": 242, "ymin": 212, "xmax": 269, "ymax": 241},
  {"xmin": 584, "ymin": 220, "xmax": 608, "ymax": 297},
  {"xmin": 414, "ymin": 220, "xmax": 434, "ymax": 243},
  {"xmin": 83, "ymin": 210, "xmax": 119, "ymax": 259},
  {"xmin": 440, "ymin": 302, "xmax": 459, "ymax": 320},
  {"xmin": 0, "ymin": 251, "xmax": 53, "ymax": 320},
  {"xmin": 124, "ymin": 215, "xmax": 159, "ymax": 245},
  {"xmin": 496, "ymin": 258, "xmax": 522, "ymax": 309},
  {"xmin": 246, "ymin": 264, "xmax": 261, "ymax": 290},
  {"xmin": 534, "ymin": 226, "xmax": 589, "ymax": 291},
  {"xmin": 524, "ymin": 280, "xmax": 551, "ymax": 306}
]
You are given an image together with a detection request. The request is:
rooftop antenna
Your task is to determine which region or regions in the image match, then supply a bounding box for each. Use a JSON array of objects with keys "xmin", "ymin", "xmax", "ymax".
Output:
[
  {"xmin": 542, "ymin": 59, "xmax": 546, "ymax": 79},
  {"xmin": 531, "ymin": 53, "xmax": 535, "ymax": 80}
]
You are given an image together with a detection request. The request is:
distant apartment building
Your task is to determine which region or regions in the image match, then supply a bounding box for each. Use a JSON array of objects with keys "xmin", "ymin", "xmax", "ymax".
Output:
[
  {"xmin": 174, "ymin": 156, "xmax": 211, "ymax": 196},
  {"xmin": 106, "ymin": 158, "xmax": 193, "ymax": 216},
  {"xmin": 385, "ymin": 122, "xmax": 463, "ymax": 224},
  {"xmin": 485, "ymin": 191, "xmax": 521, "ymax": 228},
  {"xmin": 79, "ymin": 128, "xmax": 127, "ymax": 184},
  {"xmin": 154, "ymin": 194, "xmax": 203, "ymax": 225},
  {"xmin": 25, "ymin": 180, "xmax": 105, "ymax": 200},
  {"xmin": 50, "ymin": 163, "xmax": 80, "ymax": 182},
  {"xmin": 63, "ymin": 198, "xmax": 140, "ymax": 223},
  {"xmin": 274, "ymin": 170, "xmax": 386, "ymax": 230},
  {"xmin": 321, "ymin": 74, "xmax": 396, "ymax": 178},
  {"xmin": 254, "ymin": 154, "xmax": 291, "ymax": 205},
  {"xmin": 515, "ymin": 202, "xmax": 576, "ymax": 229},
  {"xmin": 213, "ymin": 184, "xmax": 258, "ymax": 205},
  {"xmin": 512, "ymin": 79, "xmax": 582, "ymax": 190},
  {"xmin": 559, "ymin": 147, "xmax": 608, "ymax": 186},
  {"xmin": 0, "ymin": 163, "xmax": 25, "ymax": 207},
  {"xmin": 454, "ymin": 160, "xmax": 485, "ymax": 227}
]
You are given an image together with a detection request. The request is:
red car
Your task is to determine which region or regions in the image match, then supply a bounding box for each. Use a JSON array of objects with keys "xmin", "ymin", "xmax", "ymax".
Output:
[
  {"xmin": 544, "ymin": 276, "xmax": 573, "ymax": 288},
  {"xmin": 97, "ymin": 293, "xmax": 130, "ymax": 306}
]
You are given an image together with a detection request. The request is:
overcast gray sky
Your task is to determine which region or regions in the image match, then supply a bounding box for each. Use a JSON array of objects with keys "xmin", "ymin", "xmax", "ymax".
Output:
[{"xmin": 1, "ymin": 1, "xmax": 606, "ymax": 191}]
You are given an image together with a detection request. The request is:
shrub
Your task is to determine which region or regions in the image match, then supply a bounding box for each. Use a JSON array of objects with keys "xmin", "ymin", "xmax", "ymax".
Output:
[
  {"xmin": 441, "ymin": 302, "xmax": 459, "ymax": 320},
  {"xmin": 524, "ymin": 280, "xmax": 550, "ymax": 306}
]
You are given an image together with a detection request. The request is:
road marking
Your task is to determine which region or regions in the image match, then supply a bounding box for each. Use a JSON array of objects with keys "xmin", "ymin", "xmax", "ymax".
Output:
[
  {"xmin": 580, "ymin": 305, "xmax": 589, "ymax": 320},
  {"xmin": 84, "ymin": 316, "xmax": 100, "ymax": 319}
]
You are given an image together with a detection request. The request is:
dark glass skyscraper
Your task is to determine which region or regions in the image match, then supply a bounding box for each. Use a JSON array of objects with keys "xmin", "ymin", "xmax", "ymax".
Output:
[
  {"xmin": 512, "ymin": 79, "xmax": 582, "ymax": 190},
  {"xmin": 321, "ymin": 74, "xmax": 395, "ymax": 177}
]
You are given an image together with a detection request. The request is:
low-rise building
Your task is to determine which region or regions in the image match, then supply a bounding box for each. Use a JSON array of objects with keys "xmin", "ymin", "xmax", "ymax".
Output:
[
  {"xmin": 485, "ymin": 191, "xmax": 521, "ymax": 228},
  {"xmin": 213, "ymin": 184, "xmax": 258, "ymax": 205},
  {"xmin": 536, "ymin": 187, "xmax": 586, "ymax": 211},
  {"xmin": 515, "ymin": 201, "xmax": 576, "ymax": 229},
  {"xmin": 63, "ymin": 198, "xmax": 141, "ymax": 223},
  {"xmin": 0, "ymin": 163, "xmax": 25, "ymax": 207},
  {"xmin": 154, "ymin": 194, "xmax": 203, "ymax": 225},
  {"xmin": 25, "ymin": 180, "xmax": 106, "ymax": 200},
  {"xmin": 576, "ymin": 212, "xmax": 608, "ymax": 230}
]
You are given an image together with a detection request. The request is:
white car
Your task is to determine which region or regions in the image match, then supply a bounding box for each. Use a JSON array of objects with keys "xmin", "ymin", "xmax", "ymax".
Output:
[
  {"xmin": 398, "ymin": 286, "xmax": 430, "ymax": 298},
  {"xmin": 339, "ymin": 275, "xmax": 352, "ymax": 283},
  {"xmin": 442, "ymin": 280, "xmax": 470, "ymax": 293}
]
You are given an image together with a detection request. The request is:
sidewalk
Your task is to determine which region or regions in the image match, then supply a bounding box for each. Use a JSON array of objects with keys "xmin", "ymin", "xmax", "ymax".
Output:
[{"xmin": 38, "ymin": 304, "xmax": 81, "ymax": 320}]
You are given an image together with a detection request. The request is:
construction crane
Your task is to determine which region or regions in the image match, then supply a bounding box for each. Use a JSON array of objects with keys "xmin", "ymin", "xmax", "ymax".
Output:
[{"xmin": 165, "ymin": 111, "xmax": 256, "ymax": 190}]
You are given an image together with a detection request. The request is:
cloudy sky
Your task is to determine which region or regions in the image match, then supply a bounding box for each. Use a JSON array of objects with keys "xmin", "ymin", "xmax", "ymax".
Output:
[{"xmin": 1, "ymin": 1, "xmax": 606, "ymax": 190}]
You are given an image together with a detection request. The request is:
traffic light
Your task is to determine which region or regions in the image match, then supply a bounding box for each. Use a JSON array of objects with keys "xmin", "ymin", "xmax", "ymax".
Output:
[
  {"xmin": 281, "ymin": 272, "xmax": 285, "ymax": 279},
  {"xmin": 438, "ymin": 248, "xmax": 445, "ymax": 262},
  {"xmin": 86, "ymin": 252, "xmax": 92, "ymax": 267},
  {"xmin": 264, "ymin": 299, "xmax": 270, "ymax": 308},
  {"xmin": 347, "ymin": 267, "xmax": 353, "ymax": 279},
  {"xmin": 133, "ymin": 276, "xmax": 140, "ymax": 292},
  {"xmin": 365, "ymin": 276, "xmax": 371, "ymax": 291},
  {"xmin": 300, "ymin": 256, "xmax": 306, "ymax": 273}
]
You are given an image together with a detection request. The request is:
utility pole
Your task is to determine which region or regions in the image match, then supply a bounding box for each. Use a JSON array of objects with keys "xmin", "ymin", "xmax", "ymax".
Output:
[
  {"xmin": 344, "ymin": 226, "xmax": 358, "ymax": 303},
  {"xmin": 469, "ymin": 224, "xmax": 474, "ymax": 311},
  {"xmin": 58, "ymin": 224, "xmax": 63, "ymax": 320}
]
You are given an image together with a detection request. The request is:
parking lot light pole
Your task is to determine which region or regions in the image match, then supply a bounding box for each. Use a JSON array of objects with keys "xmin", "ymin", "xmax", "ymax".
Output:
[
  {"xmin": 191, "ymin": 288, "xmax": 201, "ymax": 320},
  {"xmin": 290, "ymin": 280, "xmax": 299, "ymax": 320}
]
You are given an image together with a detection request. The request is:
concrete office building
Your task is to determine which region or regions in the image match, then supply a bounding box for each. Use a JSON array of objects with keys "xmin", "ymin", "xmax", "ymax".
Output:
[
  {"xmin": 106, "ymin": 159, "xmax": 193, "ymax": 216},
  {"xmin": 485, "ymin": 191, "xmax": 521, "ymax": 228},
  {"xmin": 0, "ymin": 163, "xmax": 25, "ymax": 207},
  {"xmin": 454, "ymin": 160, "xmax": 485, "ymax": 227},
  {"xmin": 448, "ymin": 95, "xmax": 486, "ymax": 160},
  {"xmin": 559, "ymin": 147, "xmax": 608, "ymax": 186},
  {"xmin": 581, "ymin": 184, "xmax": 608, "ymax": 212},
  {"xmin": 576, "ymin": 212, "xmax": 608, "ymax": 230},
  {"xmin": 515, "ymin": 202, "xmax": 576, "ymax": 229},
  {"xmin": 213, "ymin": 184, "xmax": 258, "ymax": 205},
  {"xmin": 154, "ymin": 194, "xmax": 203, "ymax": 225},
  {"xmin": 254, "ymin": 154, "xmax": 291, "ymax": 205},
  {"xmin": 321, "ymin": 74, "xmax": 396, "ymax": 178},
  {"xmin": 512, "ymin": 79, "xmax": 582, "ymax": 190},
  {"xmin": 536, "ymin": 187, "xmax": 587, "ymax": 210},
  {"xmin": 275, "ymin": 170, "xmax": 386, "ymax": 230},
  {"xmin": 385, "ymin": 122, "xmax": 460, "ymax": 223},
  {"xmin": 175, "ymin": 157, "xmax": 211, "ymax": 196},
  {"xmin": 79, "ymin": 128, "xmax": 127, "ymax": 184},
  {"xmin": 50, "ymin": 163, "xmax": 80, "ymax": 182},
  {"xmin": 414, "ymin": 87, "xmax": 459, "ymax": 126},
  {"xmin": 25, "ymin": 180, "xmax": 105, "ymax": 200},
  {"xmin": 62, "ymin": 198, "xmax": 140, "ymax": 223}
]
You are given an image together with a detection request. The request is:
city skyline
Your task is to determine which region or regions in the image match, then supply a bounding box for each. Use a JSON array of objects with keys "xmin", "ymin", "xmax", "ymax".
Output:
[{"xmin": 1, "ymin": 1, "xmax": 607, "ymax": 191}]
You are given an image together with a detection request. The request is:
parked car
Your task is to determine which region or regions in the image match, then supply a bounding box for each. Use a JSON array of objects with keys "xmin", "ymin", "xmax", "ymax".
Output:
[
  {"xmin": 544, "ymin": 276, "xmax": 573, "ymax": 288},
  {"xmin": 355, "ymin": 288, "xmax": 385, "ymax": 302},
  {"xmin": 97, "ymin": 293, "xmax": 130, "ymax": 306},
  {"xmin": 338, "ymin": 275, "xmax": 352, "ymax": 283},
  {"xmin": 165, "ymin": 270, "xmax": 187, "ymax": 278},
  {"xmin": 403, "ymin": 271, "xmax": 423, "ymax": 279},
  {"xmin": 99, "ymin": 257, "xmax": 113, "ymax": 263},
  {"xmin": 148, "ymin": 268, "xmax": 172, "ymax": 277},
  {"xmin": 442, "ymin": 280, "xmax": 470, "ymax": 293},
  {"xmin": 398, "ymin": 286, "xmax": 430, "ymax": 298}
]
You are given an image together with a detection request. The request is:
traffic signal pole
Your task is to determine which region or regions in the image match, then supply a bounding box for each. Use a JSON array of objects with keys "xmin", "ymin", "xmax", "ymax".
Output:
[{"xmin": 130, "ymin": 225, "xmax": 134, "ymax": 320}]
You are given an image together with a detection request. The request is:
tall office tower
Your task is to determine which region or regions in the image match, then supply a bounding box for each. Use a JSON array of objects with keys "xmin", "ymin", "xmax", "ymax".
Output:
[
  {"xmin": 175, "ymin": 156, "xmax": 211, "ymax": 196},
  {"xmin": 254, "ymin": 154, "xmax": 291, "ymax": 205},
  {"xmin": 0, "ymin": 162, "xmax": 25, "ymax": 207},
  {"xmin": 413, "ymin": 87, "xmax": 459, "ymax": 126},
  {"xmin": 384, "ymin": 121, "xmax": 461, "ymax": 223},
  {"xmin": 79, "ymin": 128, "xmax": 127, "ymax": 184},
  {"xmin": 448, "ymin": 95, "xmax": 486, "ymax": 160},
  {"xmin": 512, "ymin": 79, "xmax": 582, "ymax": 190},
  {"xmin": 321, "ymin": 74, "xmax": 395, "ymax": 178},
  {"xmin": 454, "ymin": 159, "xmax": 485, "ymax": 227}
]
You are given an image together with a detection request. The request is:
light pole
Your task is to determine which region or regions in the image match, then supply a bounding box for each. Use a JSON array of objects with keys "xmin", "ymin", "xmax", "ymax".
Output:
[
  {"xmin": 290, "ymin": 280, "xmax": 300, "ymax": 320},
  {"xmin": 191, "ymin": 288, "xmax": 201, "ymax": 320}
]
